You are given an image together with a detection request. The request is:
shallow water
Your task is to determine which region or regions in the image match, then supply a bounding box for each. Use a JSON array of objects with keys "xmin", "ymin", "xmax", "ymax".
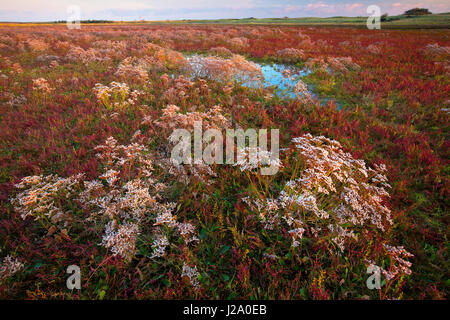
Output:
[
  {"xmin": 221, "ymin": 61, "xmax": 312, "ymax": 99},
  {"xmin": 255, "ymin": 63, "xmax": 310, "ymax": 98},
  {"xmin": 184, "ymin": 56, "xmax": 339, "ymax": 107},
  {"xmin": 256, "ymin": 62, "xmax": 341, "ymax": 109}
]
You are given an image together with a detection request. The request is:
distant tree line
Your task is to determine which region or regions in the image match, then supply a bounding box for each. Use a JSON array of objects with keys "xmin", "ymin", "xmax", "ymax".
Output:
[
  {"xmin": 404, "ymin": 8, "xmax": 432, "ymax": 16},
  {"xmin": 380, "ymin": 8, "xmax": 432, "ymax": 22}
]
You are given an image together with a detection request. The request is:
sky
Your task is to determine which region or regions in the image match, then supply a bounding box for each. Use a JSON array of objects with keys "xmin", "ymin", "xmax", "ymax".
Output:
[{"xmin": 0, "ymin": 0, "xmax": 449, "ymax": 22}]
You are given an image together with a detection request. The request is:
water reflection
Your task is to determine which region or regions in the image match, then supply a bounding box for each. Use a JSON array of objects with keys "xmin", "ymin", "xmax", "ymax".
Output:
[
  {"xmin": 253, "ymin": 63, "xmax": 310, "ymax": 99},
  {"xmin": 183, "ymin": 55, "xmax": 339, "ymax": 108},
  {"xmin": 255, "ymin": 62, "xmax": 341, "ymax": 109}
]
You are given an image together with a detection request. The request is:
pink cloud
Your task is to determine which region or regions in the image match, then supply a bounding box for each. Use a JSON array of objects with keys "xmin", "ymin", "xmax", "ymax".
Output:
[{"xmin": 348, "ymin": 3, "xmax": 363, "ymax": 9}]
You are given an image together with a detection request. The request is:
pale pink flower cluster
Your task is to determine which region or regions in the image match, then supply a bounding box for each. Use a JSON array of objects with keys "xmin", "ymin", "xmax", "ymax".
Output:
[
  {"xmin": 101, "ymin": 220, "xmax": 140, "ymax": 260},
  {"xmin": 150, "ymin": 234, "xmax": 169, "ymax": 258},
  {"xmin": 276, "ymin": 48, "xmax": 305, "ymax": 62},
  {"xmin": 262, "ymin": 253, "xmax": 279, "ymax": 260},
  {"xmin": 115, "ymin": 57, "xmax": 149, "ymax": 82},
  {"xmin": 209, "ymin": 46, "xmax": 233, "ymax": 58},
  {"xmin": 13, "ymin": 134, "xmax": 200, "ymax": 262},
  {"xmin": 306, "ymin": 56, "xmax": 360, "ymax": 73},
  {"xmin": 327, "ymin": 57, "xmax": 360, "ymax": 73},
  {"xmin": 7, "ymin": 94, "xmax": 27, "ymax": 107},
  {"xmin": 381, "ymin": 244, "xmax": 414, "ymax": 279},
  {"xmin": 242, "ymin": 134, "xmax": 413, "ymax": 279},
  {"xmin": 89, "ymin": 137, "xmax": 199, "ymax": 260},
  {"xmin": 227, "ymin": 37, "xmax": 249, "ymax": 49},
  {"xmin": 294, "ymin": 80, "xmax": 313, "ymax": 104},
  {"xmin": 32, "ymin": 77, "xmax": 53, "ymax": 92},
  {"xmin": 66, "ymin": 46, "xmax": 110, "ymax": 63},
  {"xmin": 367, "ymin": 44, "xmax": 382, "ymax": 54},
  {"xmin": 288, "ymin": 227, "xmax": 306, "ymax": 247},
  {"xmin": 143, "ymin": 43, "xmax": 188, "ymax": 71},
  {"xmin": 158, "ymin": 157, "xmax": 218, "ymax": 186},
  {"xmin": 423, "ymin": 43, "xmax": 450, "ymax": 57},
  {"xmin": 187, "ymin": 54, "xmax": 263, "ymax": 86},
  {"xmin": 160, "ymin": 75, "xmax": 196, "ymax": 105},
  {"xmin": 315, "ymin": 39, "xmax": 329, "ymax": 48},
  {"xmin": 298, "ymin": 35, "xmax": 314, "ymax": 49},
  {"xmin": 291, "ymin": 134, "xmax": 393, "ymax": 230},
  {"xmin": 92, "ymin": 40, "xmax": 127, "ymax": 60},
  {"xmin": 181, "ymin": 262, "xmax": 200, "ymax": 290},
  {"xmin": 234, "ymin": 147, "xmax": 282, "ymax": 173},
  {"xmin": 365, "ymin": 244, "xmax": 414, "ymax": 282},
  {"xmin": 153, "ymin": 104, "xmax": 230, "ymax": 131},
  {"xmin": 242, "ymin": 134, "xmax": 396, "ymax": 252},
  {"xmin": 435, "ymin": 61, "xmax": 450, "ymax": 74},
  {"xmin": 11, "ymin": 63, "xmax": 23, "ymax": 74},
  {"xmin": 441, "ymin": 107, "xmax": 450, "ymax": 115},
  {"xmin": 150, "ymin": 104, "xmax": 228, "ymax": 185},
  {"xmin": 12, "ymin": 173, "xmax": 84, "ymax": 223},
  {"xmin": 176, "ymin": 222, "xmax": 200, "ymax": 244},
  {"xmin": 0, "ymin": 255, "xmax": 24, "ymax": 280},
  {"xmin": 27, "ymin": 39, "xmax": 49, "ymax": 52}
]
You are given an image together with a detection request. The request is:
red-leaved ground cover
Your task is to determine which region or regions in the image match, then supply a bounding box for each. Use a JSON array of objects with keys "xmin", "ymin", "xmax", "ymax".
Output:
[{"xmin": 0, "ymin": 24, "xmax": 448, "ymax": 299}]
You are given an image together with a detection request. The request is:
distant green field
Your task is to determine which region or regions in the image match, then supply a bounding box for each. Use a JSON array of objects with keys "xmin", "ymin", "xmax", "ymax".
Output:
[
  {"xmin": 3, "ymin": 13, "xmax": 448, "ymax": 29},
  {"xmin": 148, "ymin": 13, "xmax": 450, "ymax": 29}
]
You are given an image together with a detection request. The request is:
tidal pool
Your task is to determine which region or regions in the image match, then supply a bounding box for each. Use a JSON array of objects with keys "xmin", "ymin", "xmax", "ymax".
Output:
[
  {"xmin": 184, "ymin": 56, "xmax": 339, "ymax": 107},
  {"xmin": 254, "ymin": 62, "xmax": 341, "ymax": 109},
  {"xmin": 184, "ymin": 54, "xmax": 309, "ymax": 98},
  {"xmin": 252, "ymin": 62, "xmax": 311, "ymax": 99}
]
